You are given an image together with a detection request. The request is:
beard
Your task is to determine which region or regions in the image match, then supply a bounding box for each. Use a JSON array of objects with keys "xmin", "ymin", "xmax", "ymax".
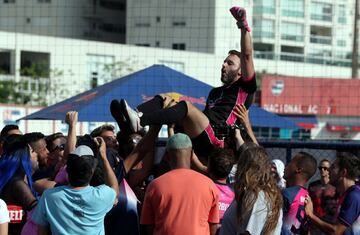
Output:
[{"xmin": 221, "ymin": 69, "xmax": 238, "ymax": 85}]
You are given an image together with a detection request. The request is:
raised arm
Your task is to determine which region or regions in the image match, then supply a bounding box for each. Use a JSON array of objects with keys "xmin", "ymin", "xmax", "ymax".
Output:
[
  {"xmin": 123, "ymin": 125, "xmax": 161, "ymax": 174},
  {"xmin": 234, "ymin": 104, "xmax": 258, "ymax": 145},
  {"xmin": 230, "ymin": 7, "xmax": 255, "ymax": 80},
  {"xmin": 95, "ymin": 137, "xmax": 119, "ymax": 198},
  {"xmin": 63, "ymin": 111, "xmax": 78, "ymax": 161}
]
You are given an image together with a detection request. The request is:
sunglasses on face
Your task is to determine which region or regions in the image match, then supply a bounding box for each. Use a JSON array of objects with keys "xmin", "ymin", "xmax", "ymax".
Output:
[
  {"xmin": 50, "ymin": 143, "xmax": 66, "ymax": 153},
  {"xmin": 318, "ymin": 166, "xmax": 329, "ymax": 171}
]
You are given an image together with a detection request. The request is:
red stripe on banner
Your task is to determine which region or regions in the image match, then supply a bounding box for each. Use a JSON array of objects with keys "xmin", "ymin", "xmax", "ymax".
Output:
[{"xmin": 297, "ymin": 123, "xmax": 316, "ymax": 129}]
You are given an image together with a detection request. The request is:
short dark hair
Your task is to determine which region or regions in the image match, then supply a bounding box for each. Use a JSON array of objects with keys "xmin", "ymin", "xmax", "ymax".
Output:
[
  {"xmin": 208, "ymin": 148, "xmax": 235, "ymax": 179},
  {"xmin": 90, "ymin": 124, "xmax": 115, "ymax": 138},
  {"xmin": 1, "ymin": 125, "xmax": 20, "ymax": 140},
  {"xmin": 66, "ymin": 154, "xmax": 97, "ymax": 187},
  {"xmin": 294, "ymin": 151, "xmax": 317, "ymax": 180},
  {"xmin": 228, "ymin": 50, "xmax": 242, "ymax": 59},
  {"xmin": 23, "ymin": 132, "xmax": 45, "ymax": 146},
  {"xmin": 337, "ymin": 152, "xmax": 360, "ymax": 181},
  {"xmin": 45, "ymin": 132, "xmax": 65, "ymax": 151}
]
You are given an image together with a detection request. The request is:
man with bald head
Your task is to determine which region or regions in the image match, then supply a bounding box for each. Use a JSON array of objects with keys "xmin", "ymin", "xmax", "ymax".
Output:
[{"xmin": 140, "ymin": 133, "xmax": 219, "ymax": 235}]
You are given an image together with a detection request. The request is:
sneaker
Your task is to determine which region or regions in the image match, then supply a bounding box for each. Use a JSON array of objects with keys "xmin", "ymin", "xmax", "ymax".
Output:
[
  {"xmin": 110, "ymin": 99, "xmax": 132, "ymax": 134},
  {"xmin": 120, "ymin": 99, "xmax": 143, "ymax": 133},
  {"xmin": 229, "ymin": 6, "xmax": 251, "ymax": 32}
]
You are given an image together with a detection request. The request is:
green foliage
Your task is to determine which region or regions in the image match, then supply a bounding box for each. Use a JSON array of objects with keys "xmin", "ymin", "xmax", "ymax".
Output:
[
  {"xmin": 0, "ymin": 61, "xmax": 68, "ymax": 105},
  {"xmin": 20, "ymin": 60, "xmax": 50, "ymax": 78}
]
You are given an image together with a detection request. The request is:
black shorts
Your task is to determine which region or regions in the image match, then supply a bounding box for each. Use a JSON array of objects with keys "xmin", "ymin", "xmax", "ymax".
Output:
[{"xmin": 191, "ymin": 123, "xmax": 224, "ymax": 158}]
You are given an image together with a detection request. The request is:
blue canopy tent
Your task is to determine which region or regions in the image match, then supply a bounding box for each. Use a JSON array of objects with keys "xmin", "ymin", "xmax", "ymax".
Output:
[{"xmin": 20, "ymin": 65, "xmax": 298, "ymax": 129}]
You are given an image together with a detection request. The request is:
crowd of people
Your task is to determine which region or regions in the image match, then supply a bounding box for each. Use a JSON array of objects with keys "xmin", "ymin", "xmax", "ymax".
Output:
[{"xmin": 0, "ymin": 6, "xmax": 360, "ymax": 235}]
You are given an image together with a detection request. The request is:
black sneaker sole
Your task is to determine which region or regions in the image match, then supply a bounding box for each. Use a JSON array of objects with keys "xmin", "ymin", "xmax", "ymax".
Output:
[{"xmin": 110, "ymin": 99, "xmax": 131, "ymax": 134}]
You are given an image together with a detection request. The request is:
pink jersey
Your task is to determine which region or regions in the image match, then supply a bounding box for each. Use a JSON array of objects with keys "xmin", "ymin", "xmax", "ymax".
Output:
[
  {"xmin": 214, "ymin": 182, "xmax": 235, "ymax": 220},
  {"xmin": 282, "ymin": 186, "xmax": 309, "ymax": 234}
]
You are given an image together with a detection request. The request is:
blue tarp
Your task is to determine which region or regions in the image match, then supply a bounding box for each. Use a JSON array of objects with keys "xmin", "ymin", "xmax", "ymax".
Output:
[{"xmin": 20, "ymin": 65, "xmax": 298, "ymax": 129}]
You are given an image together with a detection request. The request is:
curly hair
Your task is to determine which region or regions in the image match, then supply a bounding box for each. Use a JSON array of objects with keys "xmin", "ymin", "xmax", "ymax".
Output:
[{"xmin": 234, "ymin": 144, "xmax": 282, "ymax": 235}]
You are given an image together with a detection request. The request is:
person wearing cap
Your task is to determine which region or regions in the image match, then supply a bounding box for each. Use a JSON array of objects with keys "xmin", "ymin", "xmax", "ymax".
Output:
[
  {"xmin": 140, "ymin": 133, "xmax": 219, "ymax": 235},
  {"xmin": 271, "ymin": 159, "xmax": 286, "ymax": 189},
  {"xmin": 32, "ymin": 137, "xmax": 119, "ymax": 235}
]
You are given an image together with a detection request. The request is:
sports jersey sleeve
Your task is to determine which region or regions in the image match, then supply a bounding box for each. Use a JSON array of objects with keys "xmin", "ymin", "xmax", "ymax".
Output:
[
  {"xmin": 140, "ymin": 182, "xmax": 156, "ymax": 225},
  {"xmin": 282, "ymin": 189, "xmax": 291, "ymax": 215},
  {"xmin": 241, "ymin": 73, "xmax": 257, "ymax": 94},
  {"xmin": 338, "ymin": 189, "xmax": 360, "ymax": 226}
]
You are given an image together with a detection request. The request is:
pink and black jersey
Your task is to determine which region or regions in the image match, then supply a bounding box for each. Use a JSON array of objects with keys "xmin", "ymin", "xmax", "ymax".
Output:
[
  {"xmin": 337, "ymin": 185, "xmax": 360, "ymax": 235},
  {"xmin": 214, "ymin": 182, "xmax": 235, "ymax": 220},
  {"xmin": 282, "ymin": 186, "xmax": 309, "ymax": 235},
  {"xmin": 203, "ymin": 74, "xmax": 256, "ymax": 126}
]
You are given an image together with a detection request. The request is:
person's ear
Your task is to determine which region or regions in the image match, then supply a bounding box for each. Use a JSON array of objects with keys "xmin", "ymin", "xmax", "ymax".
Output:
[{"xmin": 340, "ymin": 168, "xmax": 347, "ymax": 177}]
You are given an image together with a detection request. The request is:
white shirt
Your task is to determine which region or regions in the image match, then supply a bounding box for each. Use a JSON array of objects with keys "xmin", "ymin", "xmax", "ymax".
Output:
[{"xmin": 0, "ymin": 199, "xmax": 10, "ymax": 224}]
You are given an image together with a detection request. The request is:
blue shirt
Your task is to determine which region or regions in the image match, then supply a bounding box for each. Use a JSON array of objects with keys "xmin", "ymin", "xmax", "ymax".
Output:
[
  {"xmin": 32, "ymin": 185, "xmax": 116, "ymax": 235},
  {"xmin": 338, "ymin": 185, "xmax": 360, "ymax": 235}
]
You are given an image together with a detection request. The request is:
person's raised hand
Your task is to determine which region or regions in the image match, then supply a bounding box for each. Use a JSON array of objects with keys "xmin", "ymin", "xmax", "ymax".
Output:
[
  {"xmin": 65, "ymin": 111, "xmax": 78, "ymax": 127},
  {"xmin": 94, "ymin": 137, "xmax": 106, "ymax": 159},
  {"xmin": 234, "ymin": 104, "xmax": 250, "ymax": 128}
]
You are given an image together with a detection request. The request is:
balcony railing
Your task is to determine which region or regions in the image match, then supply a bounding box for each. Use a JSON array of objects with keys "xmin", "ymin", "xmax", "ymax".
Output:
[
  {"xmin": 310, "ymin": 35, "xmax": 332, "ymax": 45},
  {"xmin": 253, "ymin": 51, "xmax": 356, "ymax": 67},
  {"xmin": 311, "ymin": 14, "xmax": 332, "ymax": 22},
  {"xmin": 253, "ymin": 31, "xmax": 275, "ymax": 39},
  {"xmin": 253, "ymin": 6, "xmax": 276, "ymax": 15},
  {"xmin": 281, "ymin": 34, "xmax": 304, "ymax": 42},
  {"xmin": 281, "ymin": 10, "xmax": 304, "ymax": 18}
]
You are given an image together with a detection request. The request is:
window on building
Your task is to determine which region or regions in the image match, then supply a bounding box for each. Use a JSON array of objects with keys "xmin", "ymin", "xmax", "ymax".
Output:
[
  {"xmin": 172, "ymin": 18, "xmax": 186, "ymax": 27},
  {"xmin": 0, "ymin": 50, "xmax": 11, "ymax": 75},
  {"xmin": 338, "ymin": 5, "xmax": 346, "ymax": 23},
  {"xmin": 134, "ymin": 18, "xmax": 151, "ymax": 27},
  {"xmin": 281, "ymin": 22, "xmax": 304, "ymax": 42},
  {"xmin": 172, "ymin": 43, "xmax": 186, "ymax": 50},
  {"xmin": 253, "ymin": 19, "xmax": 275, "ymax": 39},
  {"xmin": 253, "ymin": 43, "xmax": 275, "ymax": 59},
  {"xmin": 156, "ymin": 16, "xmax": 161, "ymax": 23},
  {"xmin": 20, "ymin": 51, "xmax": 50, "ymax": 78},
  {"xmin": 337, "ymin": 40, "xmax": 346, "ymax": 47},
  {"xmin": 307, "ymin": 48, "xmax": 332, "ymax": 64},
  {"xmin": 281, "ymin": 0, "xmax": 304, "ymax": 17},
  {"xmin": 280, "ymin": 46, "xmax": 304, "ymax": 62},
  {"xmin": 99, "ymin": 23, "xmax": 126, "ymax": 33},
  {"xmin": 310, "ymin": 25, "xmax": 332, "ymax": 44},
  {"xmin": 135, "ymin": 44, "xmax": 150, "ymax": 47},
  {"xmin": 99, "ymin": 0, "xmax": 125, "ymax": 10},
  {"xmin": 86, "ymin": 54, "xmax": 115, "ymax": 88},
  {"xmin": 311, "ymin": 2, "xmax": 332, "ymax": 21},
  {"xmin": 38, "ymin": 0, "xmax": 51, "ymax": 3},
  {"xmin": 155, "ymin": 41, "xmax": 160, "ymax": 47},
  {"xmin": 3, "ymin": 0, "xmax": 15, "ymax": 3},
  {"xmin": 253, "ymin": 0, "xmax": 275, "ymax": 14}
]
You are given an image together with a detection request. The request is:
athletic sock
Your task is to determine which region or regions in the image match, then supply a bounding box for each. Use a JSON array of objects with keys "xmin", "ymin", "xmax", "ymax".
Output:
[
  {"xmin": 136, "ymin": 95, "xmax": 164, "ymax": 113},
  {"xmin": 140, "ymin": 101, "xmax": 188, "ymax": 126}
]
